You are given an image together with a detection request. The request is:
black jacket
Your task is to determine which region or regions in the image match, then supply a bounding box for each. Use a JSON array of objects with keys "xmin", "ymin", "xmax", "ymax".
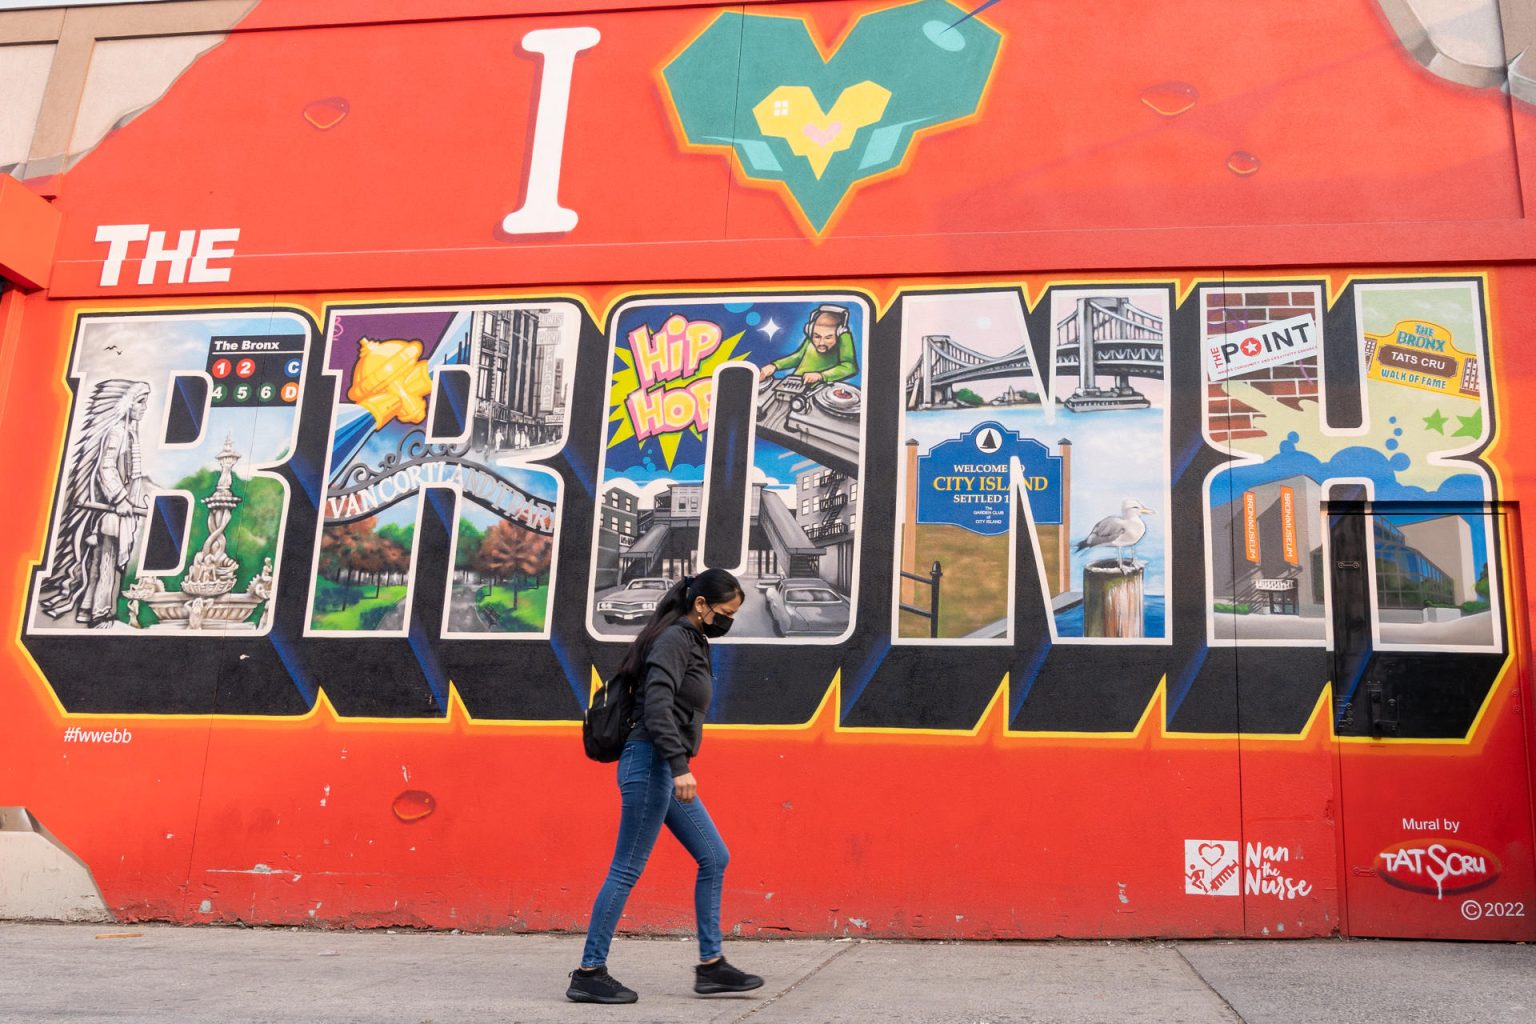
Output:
[{"xmin": 629, "ymin": 618, "xmax": 712, "ymax": 776}]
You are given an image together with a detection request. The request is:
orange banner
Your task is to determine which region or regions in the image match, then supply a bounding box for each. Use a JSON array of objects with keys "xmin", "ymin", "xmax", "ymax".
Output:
[{"xmin": 1280, "ymin": 486, "xmax": 1299, "ymax": 566}]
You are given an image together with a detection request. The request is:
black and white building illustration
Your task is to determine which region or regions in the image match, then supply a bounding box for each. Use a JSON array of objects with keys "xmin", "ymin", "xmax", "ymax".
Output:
[{"xmin": 458, "ymin": 307, "xmax": 568, "ymax": 452}]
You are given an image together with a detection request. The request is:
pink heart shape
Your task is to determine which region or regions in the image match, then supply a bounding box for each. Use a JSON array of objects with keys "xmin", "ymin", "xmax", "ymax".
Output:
[
  {"xmin": 1198, "ymin": 843, "xmax": 1226, "ymax": 867},
  {"xmin": 802, "ymin": 121, "xmax": 843, "ymax": 146}
]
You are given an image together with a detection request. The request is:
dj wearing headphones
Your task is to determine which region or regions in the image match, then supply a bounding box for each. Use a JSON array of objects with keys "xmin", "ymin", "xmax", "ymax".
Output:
[{"xmin": 757, "ymin": 304, "xmax": 860, "ymax": 386}]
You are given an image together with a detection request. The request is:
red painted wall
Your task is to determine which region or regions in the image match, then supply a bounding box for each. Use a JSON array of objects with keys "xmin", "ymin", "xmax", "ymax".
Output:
[{"xmin": 3, "ymin": 0, "xmax": 1535, "ymax": 940}]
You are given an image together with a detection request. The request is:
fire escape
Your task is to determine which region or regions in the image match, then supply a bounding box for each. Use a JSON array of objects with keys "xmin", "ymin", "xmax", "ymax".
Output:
[{"xmin": 803, "ymin": 471, "xmax": 849, "ymax": 543}]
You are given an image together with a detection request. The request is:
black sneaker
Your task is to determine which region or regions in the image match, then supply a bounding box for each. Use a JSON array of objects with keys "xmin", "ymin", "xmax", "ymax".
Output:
[
  {"xmin": 694, "ymin": 958, "xmax": 764, "ymax": 995},
  {"xmin": 566, "ymin": 966, "xmax": 638, "ymax": 1004}
]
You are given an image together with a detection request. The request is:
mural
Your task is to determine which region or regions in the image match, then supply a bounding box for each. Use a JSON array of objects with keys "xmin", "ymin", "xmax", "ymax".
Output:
[
  {"xmin": 310, "ymin": 303, "xmax": 578, "ymax": 638},
  {"xmin": 1204, "ymin": 280, "xmax": 1498, "ymax": 653},
  {"xmin": 3, "ymin": 0, "xmax": 1534, "ymax": 946},
  {"xmin": 11, "ymin": 272, "xmax": 1531, "ymax": 944},
  {"xmin": 19, "ymin": 275, "xmax": 1511, "ymax": 734},
  {"xmin": 896, "ymin": 288, "xmax": 1170, "ymax": 643},
  {"xmin": 590, "ymin": 295, "xmax": 867, "ymax": 642},
  {"xmin": 29, "ymin": 311, "xmax": 307, "ymax": 637},
  {"xmin": 662, "ymin": 0, "xmax": 1002, "ymax": 233}
]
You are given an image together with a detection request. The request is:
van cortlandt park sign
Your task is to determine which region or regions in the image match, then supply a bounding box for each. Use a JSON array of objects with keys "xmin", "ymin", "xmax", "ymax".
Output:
[
  {"xmin": 917, "ymin": 422, "xmax": 1062, "ymax": 534},
  {"xmin": 325, "ymin": 436, "xmax": 555, "ymax": 535}
]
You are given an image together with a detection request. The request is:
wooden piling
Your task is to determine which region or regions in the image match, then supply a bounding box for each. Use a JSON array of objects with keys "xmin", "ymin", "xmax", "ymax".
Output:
[{"xmin": 1083, "ymin": 558, "xmax": 1144, "ymax": 638}]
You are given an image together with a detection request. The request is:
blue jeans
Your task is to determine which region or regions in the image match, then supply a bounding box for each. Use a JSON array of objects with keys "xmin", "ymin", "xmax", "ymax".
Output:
[{"xmin": 581, "ymin": 736, "xmax": 729, "ymax": 967}]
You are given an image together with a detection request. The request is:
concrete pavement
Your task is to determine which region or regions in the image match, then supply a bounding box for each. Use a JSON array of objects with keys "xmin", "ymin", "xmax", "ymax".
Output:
[{"xmin": 0, "ymin": 923, "xmax": 1532, "ymax": 1023}]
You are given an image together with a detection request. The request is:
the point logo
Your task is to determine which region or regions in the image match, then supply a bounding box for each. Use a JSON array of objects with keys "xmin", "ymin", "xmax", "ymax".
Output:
[
  {"xmin": 1217, "ymin": 319, "xmax": 1313, "ymax": 366},
  {"xmin": 1206, "ymin": 313, "xmax": 1319, "ymax": 383},
  {"xmin": 1376, "ymin": 839, "xmax": 1501, "ymax": 900}
]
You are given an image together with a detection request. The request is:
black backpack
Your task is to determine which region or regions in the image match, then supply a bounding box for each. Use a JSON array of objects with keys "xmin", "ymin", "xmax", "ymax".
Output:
[{"xmin": 582, "ymin": 671, "xmax": 636, "ymax": 762}]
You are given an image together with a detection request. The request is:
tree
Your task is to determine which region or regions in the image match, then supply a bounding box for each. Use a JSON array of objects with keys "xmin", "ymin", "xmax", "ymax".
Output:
[
  {"xmin": 353, "ymin": 528, "xmax": 391, "ymax": 597},
  {"xmin": 319, "ymin": 517, "xmax": 378, "ymax": 585},
  {"xmin": 317, "ymin": 517, "xmax": 409, "ymax": 596},
  {"xmin": 474, "ymin": 520, "xmax": 552, "ymax": 610},
  {"xmin": 378, "ymin": 522, "xmax": 415, "ymax": 553},
  {"xmin": 955, "ymin": 388, "xmax": 984, "ymax": 406},
  {"xmin": 456, "ymin": 520, "xmax": 486, "ymax": 582},
  {"xmin": 379, "ymin": 532, "xmax": 410, "ymax": 590}
]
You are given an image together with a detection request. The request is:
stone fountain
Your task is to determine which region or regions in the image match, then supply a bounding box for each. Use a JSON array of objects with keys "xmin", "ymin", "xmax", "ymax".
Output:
[{"xmin": 123, "ymin": 435, "xmax": 273, "ymax": 630}]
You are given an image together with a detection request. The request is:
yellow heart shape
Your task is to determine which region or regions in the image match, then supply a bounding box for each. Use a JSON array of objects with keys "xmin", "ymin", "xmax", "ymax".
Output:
[{"xmin": 752, "ymin": 81, "xmax": 891, "ymax": 179}]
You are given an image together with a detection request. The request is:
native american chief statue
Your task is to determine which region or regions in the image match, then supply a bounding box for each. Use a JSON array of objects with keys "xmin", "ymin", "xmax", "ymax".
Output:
[{"xmin": 38, "ymin": 379, "xmax": 152, "ymax": 628}]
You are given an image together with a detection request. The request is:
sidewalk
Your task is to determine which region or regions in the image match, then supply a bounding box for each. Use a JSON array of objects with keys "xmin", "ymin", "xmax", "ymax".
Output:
[{"xmin": 0, "ymin": 922, "xmax": 1532, "ymax": 1023}]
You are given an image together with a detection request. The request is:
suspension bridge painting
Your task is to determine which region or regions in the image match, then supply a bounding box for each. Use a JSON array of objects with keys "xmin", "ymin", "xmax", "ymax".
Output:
[
  {"xmin": 589, "ymin": 294, "xmax": 867, "ymax": 642},
  {"xmin": 897, "ymin": 288, "xmax": 1171, "ymax": 642}
]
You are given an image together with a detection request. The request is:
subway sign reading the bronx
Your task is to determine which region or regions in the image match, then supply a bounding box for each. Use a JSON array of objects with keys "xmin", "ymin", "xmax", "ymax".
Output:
[{"xmin": 22, "ymin": 275, "xmax": 1508, "ymax": 738}]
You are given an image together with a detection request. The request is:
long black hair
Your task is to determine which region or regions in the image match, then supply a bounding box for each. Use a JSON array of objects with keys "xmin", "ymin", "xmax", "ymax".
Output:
[{"xmin": 616, "ymin": 568, "xmax": 744, "ymax": 683}]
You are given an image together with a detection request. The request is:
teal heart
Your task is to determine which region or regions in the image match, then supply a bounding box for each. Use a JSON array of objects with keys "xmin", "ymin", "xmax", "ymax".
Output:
[{"xmin": 663, "ymin": 0, "xmax": 1001, "ymax": 232}]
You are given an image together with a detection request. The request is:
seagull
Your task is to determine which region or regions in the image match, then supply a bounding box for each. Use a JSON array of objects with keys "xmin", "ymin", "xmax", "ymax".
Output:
[{"xmin": 1074, "ymin": 499, "xmax": 1155, "ymax": 573}]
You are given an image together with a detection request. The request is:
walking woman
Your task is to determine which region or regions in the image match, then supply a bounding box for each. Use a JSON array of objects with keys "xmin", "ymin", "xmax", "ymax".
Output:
[{"xmin": 567, "ymin": 568, "xmax": 765, "ymax": 1004}]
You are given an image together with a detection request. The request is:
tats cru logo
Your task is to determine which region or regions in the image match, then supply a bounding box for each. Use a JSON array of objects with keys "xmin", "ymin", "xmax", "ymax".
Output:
[
  {"xmin": 662, "ymin": 0, "xmax": 1001, "ymax": 233},
  {"xmin": 1376, "ymin": 839, "xmax": 1501, "ymax": 900}
]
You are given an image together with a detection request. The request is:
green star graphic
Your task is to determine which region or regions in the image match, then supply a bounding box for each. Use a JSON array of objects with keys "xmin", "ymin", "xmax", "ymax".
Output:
[
  {"xmin": 1423, "ymin": 409, "xmax": 1448, "ymax": 434},
  {"xmin": 1452, "ymin": 408, "xmax": 1483, "ymax": 439}
]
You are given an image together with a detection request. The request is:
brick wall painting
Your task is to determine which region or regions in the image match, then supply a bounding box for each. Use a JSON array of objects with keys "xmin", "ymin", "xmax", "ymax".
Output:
[{"xmin": 1204, "ymin": 279, "xmax": 1496, "ymax": 648}]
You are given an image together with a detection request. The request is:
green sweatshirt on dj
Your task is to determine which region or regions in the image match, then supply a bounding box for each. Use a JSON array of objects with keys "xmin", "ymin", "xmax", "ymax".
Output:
[{"xmin": 766, "ymin": 331, "xmax": 859, "ymax": 383}]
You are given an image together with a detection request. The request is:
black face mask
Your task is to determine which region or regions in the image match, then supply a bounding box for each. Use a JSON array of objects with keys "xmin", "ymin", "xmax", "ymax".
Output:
[{"xmin": 700, "ymin": 608, "xmax": 733, "ymax": 639}]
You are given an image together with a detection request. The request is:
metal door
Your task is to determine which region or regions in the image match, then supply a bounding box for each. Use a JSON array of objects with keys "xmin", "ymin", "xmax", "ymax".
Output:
[{"xmin": 1328, "ymin": 499, "xmax": 1536, "ymax": 939}]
